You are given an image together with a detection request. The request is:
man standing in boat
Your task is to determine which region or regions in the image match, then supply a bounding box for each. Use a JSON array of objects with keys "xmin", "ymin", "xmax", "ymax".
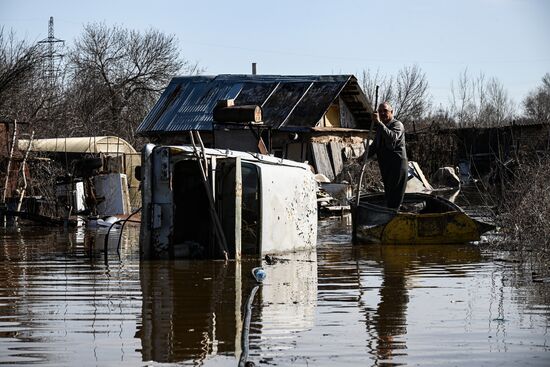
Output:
[{"xmin": 364, "ymin": 102, "xmax": 408, "ymax": 209}]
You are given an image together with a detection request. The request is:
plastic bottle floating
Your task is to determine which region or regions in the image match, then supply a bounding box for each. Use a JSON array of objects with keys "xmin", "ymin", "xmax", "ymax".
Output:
[{"xmin": 251, "ymin": 267, "xmax": 266, "ymax": 283}]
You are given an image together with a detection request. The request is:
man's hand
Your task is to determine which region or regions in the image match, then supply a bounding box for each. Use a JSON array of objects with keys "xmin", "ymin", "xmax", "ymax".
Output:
[{"xmin": 373, "ymin": 112, "xmax": 383, "ymax": 126}]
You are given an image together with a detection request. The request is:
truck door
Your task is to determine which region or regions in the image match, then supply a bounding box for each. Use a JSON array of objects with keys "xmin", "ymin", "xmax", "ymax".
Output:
[{"xmin": 217, "ymin": 158, "xmax": 261, "ymax": 258}]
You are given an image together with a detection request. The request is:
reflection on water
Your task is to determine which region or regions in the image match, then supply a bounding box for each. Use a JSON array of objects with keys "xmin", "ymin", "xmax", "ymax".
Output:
[
  {"xmin": 353, "ymin": 243, "xmax": 483, "ymax": 363},
  {"xmin": 1, "ymin": 217, "xmax": 549, "ymax": 366},
  {"xmin": 138, "ymin": 251, "xmax": 317, "ymax": 364},
  {"xmin": 0, "ymin": 225, "xmax": 142, "ymax": 366}
]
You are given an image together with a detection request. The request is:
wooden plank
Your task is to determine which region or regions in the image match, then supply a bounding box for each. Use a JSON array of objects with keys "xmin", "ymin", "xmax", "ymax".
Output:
[
  {"xmin": 411, "ymin": 161, "xmax": 433, "ymax": 190},
  {"xmin": 234, "ymin": 157, "xmax": 242, "ymax": 260},
  {"xmin": 311, "ymin": 143, "xmax": 335, "ymax": 181},
  {"xmin": 213, "ymin": 105, "xmax": 262, "ymax": 123},
  {"xmin": 0, "ymin": 208, "xmax": 77, "ymax": 226},
  {"xmin": 329, "ymin": 141, "xmax": 344, "ymax": 178}
]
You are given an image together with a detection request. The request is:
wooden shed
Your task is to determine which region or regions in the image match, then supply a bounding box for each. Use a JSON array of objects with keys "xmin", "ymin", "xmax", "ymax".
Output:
[{"xmin": 136, "ymin": 74, "xmax": 374, "ymax": 182}]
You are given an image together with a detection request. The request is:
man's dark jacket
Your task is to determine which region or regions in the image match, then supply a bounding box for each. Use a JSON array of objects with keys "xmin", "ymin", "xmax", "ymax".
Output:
[{"xmin": 367, "ymin": 118, "xmax": 408, "ymax": 209}]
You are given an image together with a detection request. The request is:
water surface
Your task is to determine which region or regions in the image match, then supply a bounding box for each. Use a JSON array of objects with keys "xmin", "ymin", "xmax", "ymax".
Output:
[{"xmin": 0, "ymin": 216, "xmax": 549, "ymax": 366}]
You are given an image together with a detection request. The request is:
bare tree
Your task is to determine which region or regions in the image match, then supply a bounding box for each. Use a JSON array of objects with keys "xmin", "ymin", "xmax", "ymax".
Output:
[
  {"xmin": 0, "ymin": 27, "xmax": 47, "ymax": 123},
  {"xmin": 393, "ymin": 65, "xmax": 431, "ymax": 122},
  {"xmin": 523, "ymin": 73, "xmax": 550, "ymax": 123},
  {"xmin": 449, "ymin": 69, "xmax": 469, "ymax": 126},
  {"xmin": 360, "ymin": 68, "xmax": 393, "ymax": 108},
  {"xmin": 67, "ymin": 23, "xmax": 201, "ymax": 146},
  {"xmin": 484, "ymin": 77, "xmax": 515, "ymax": 126},
  {"xmin": 361, "ymin": 65, "xmax": 431, "ymax": 124},
  {"xmin": 449, "ymin": 68, "xmax": 479, "ymax": 126},
  {"xmin": 450, "ymin": 69, "xmax": 515, "ymax": 127}
]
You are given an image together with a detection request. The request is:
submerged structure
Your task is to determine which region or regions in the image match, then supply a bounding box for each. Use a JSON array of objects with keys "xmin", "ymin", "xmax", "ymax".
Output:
[
  {"xmin": 139, "ymin": 143, "xmax": 318, "ymax": 259},
  {"xmin": 18, "ymin": 136, "xmax": 141, "ymax": 210},
  {"xmin": 15, "ymin": 136, "xmax": 141, "ymax": 221}
]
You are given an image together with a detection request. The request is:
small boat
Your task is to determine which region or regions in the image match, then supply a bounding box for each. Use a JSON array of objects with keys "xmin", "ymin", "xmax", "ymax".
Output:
[{"xmin": 352, "ymin": 192, "xmax": 494, "ymax": 244}]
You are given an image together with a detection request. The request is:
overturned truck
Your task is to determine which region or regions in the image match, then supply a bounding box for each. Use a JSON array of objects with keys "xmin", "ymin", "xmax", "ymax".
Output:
[{"xmin": 139, "ymin": 144, "xmax": 318, "ymax": 260}]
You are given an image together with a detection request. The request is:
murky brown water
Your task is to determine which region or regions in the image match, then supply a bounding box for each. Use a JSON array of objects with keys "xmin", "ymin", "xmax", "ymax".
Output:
[{"xmin": 1, "ymin": 213, "xmax": 549, "ymax": 366}]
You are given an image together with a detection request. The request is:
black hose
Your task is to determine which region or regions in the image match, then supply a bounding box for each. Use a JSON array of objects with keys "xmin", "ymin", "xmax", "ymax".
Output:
[
  {"xmin": 238, "ymin": 284, "xmax": 259, "ymax": 367},
  {"xmin": 102, "ymin": 207, "xmax": 142, "ymax": 262}
]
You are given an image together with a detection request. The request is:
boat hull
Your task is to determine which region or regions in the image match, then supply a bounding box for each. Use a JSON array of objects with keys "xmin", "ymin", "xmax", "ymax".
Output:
[{"xmin": 352, "ymin": 193, "xmax": 493, "ymax": 244}]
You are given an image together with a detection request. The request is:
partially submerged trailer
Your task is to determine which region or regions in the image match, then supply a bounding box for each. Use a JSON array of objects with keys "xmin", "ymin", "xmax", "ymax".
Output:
[{"xmin": 140, "ymin": 144, "xmax": 318, "ymax": 259}]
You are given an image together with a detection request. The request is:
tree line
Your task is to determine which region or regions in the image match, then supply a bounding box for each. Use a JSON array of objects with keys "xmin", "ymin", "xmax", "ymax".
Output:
[
  {"xmin": 0, "ymin": 24, "xmax": 200, "ymax": 147},
  {"xmin": 1, "ymin": 24, "xmax": 549, "ymax": 148},
  {"xmin": 362, "ymin": 66, "xmax": 549, "ymax": 129}
]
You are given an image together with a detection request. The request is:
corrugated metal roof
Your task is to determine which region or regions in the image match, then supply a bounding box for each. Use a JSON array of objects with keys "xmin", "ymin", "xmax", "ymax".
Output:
[
  {"xmin": 509, "ymin": 118, "xmax": 549, "ymax": 127},
  {"xmin": 136, "ymin": 74, "xmax": 373, "ymax": 135}
]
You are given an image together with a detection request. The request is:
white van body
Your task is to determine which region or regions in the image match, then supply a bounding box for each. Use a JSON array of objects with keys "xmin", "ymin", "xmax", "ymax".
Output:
[{"xmin": 140, "ymin": 144, "xmax": 317, "ymax": 259}]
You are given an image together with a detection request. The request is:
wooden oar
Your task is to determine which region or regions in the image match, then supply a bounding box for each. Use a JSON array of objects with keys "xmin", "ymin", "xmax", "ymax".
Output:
[{"xmin": 355, "ymin": 85, "xmax": 379, "ymax": 206}]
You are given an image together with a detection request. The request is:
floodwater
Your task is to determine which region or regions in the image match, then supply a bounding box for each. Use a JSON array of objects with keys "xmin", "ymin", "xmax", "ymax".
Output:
[{"xmin": 1, "ymin": 200, "xmax": 550, "ymax": 366}]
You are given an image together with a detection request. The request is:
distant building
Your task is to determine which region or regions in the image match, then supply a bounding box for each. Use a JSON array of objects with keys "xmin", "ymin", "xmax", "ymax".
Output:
[
  {"xmin": 406, "ymin": 118, "xmax": 550, "ymax": 178},
  {"xmin": 453, "ymin": 119, "xmax": 550, "ymax": 175},
  {"xmin": 136, "ymin": 74, "xmax": 374, "ymax": 181}
]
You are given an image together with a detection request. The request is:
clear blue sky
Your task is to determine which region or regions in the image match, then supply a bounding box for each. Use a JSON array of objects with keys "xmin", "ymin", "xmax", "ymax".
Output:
[{"xmin": 1, "ymin": 0, "xmax": 549, "ymax": 110}]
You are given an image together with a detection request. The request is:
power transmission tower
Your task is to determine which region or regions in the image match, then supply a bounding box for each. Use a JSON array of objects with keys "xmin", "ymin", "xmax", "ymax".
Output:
[{"xmin": 38, "ymin": 16, "xmax": 65, "ymax": 91}]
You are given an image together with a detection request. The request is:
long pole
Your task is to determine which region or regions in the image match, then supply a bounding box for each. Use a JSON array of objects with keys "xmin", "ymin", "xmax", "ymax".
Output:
[
  {"xmin": 2, "ymin": 120, "xmax": 17, "ymax": 204},
  {"xmin": 16, "ymin": 131, "xmax": 35, "ymax": 214},
  {"xmin": 355, "ymin": 86, "xmax": 379, "ymax": 206},
  {"xmin": 2, "ymin": 120, "xmax": 18, "ymax": 227}
]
